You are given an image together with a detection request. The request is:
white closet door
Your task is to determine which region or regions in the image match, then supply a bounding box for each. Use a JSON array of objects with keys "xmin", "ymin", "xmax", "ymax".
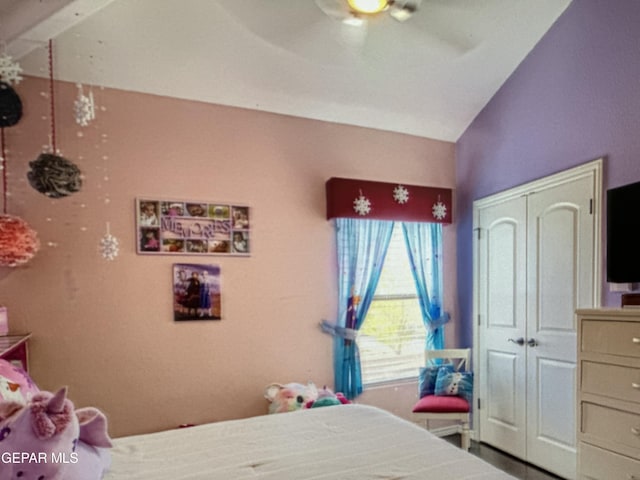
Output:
[
  {"xmin": 474, "ymin": 159, "xmax": 601, "ymax": 480},
  {"xmin": 477, "ymin": 195, "xmax": 528, "ymax": 459},
  {"xmin": 525, "ymin": 175, "xmax": 596, "ymax": 480}
]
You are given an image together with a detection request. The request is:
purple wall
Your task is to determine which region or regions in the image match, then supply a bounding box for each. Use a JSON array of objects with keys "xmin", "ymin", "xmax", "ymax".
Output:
[{"xmin": 456, "ymin": 0, "xmax": 640, "ymax": 346}]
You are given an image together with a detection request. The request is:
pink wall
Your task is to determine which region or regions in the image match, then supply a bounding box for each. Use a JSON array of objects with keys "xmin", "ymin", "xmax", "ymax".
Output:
[{"xmin": 0, "ymin": 77, "xmax": 455, "ymax": 436}]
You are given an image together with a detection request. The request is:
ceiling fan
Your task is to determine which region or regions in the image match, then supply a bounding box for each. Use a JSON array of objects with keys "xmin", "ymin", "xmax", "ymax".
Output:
[
  {"xmin": 215, "ymin": 0, "xmax": 471, "ymax": 67},
  {"xmin": 313, "ymin": 0, "xmax": 473, "ymax": 59},
  {"xmin": 315, "ymin": 0, "xmax": 423, "ymax": 24}
]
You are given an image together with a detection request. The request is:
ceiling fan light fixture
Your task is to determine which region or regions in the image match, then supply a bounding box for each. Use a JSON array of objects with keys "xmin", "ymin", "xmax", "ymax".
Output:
[{"xmin": 346, "ymin": 0, "xmax": 388, "ymax": 15}]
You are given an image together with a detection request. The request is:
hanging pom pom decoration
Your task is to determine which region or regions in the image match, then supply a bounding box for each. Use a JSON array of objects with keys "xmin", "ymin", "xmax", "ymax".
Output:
[
  {"xmin": 353, "ymin": 190, "xmax": 372, "ymax": 216},
  {"xmin": 27, "ymin": 153, "xmax": 83, "ymax": 198},
  {"xmin": 0, "ymin": 52, "xmax": 23, "ymax": 86},
  {"xmin": 0, "ymin": 75, "xmax": 38, "ymax": 267},
  {"xmin": 0, "ymin": 81, "xmax": 22, "ymax": 127},
  {"xmin": 74, "ymin": 83, "xmax": 95, "ymax": 127},
  {"xmin": 27, "ymin": 39, "xmax": 83, "ymax": 198},
  {"xmin": 99, "ymin": 222, "xmax": 119, "ymax": 260},
  {"xmin": 0, "ymin": 214, "xmax": 40, "ymax": 267}
]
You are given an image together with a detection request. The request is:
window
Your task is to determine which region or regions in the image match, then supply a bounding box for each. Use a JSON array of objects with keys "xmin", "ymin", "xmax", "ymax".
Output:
[{"xmin": 358, "ymin": 223, "xmax": 426, "ymax": 385}]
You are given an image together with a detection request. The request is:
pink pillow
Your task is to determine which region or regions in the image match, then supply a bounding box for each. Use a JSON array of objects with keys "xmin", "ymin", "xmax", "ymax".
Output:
[
  {"xmin": 412, "ymin": 394, "xmax": 470, "ymax": 413},
  {"xmin": 0, "ymin": 358, "xmax": 39, "ymax": 403}
]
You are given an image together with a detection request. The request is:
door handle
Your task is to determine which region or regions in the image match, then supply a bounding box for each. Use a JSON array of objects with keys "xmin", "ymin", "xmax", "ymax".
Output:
[
  {"xmin": 527, "ymin": 338, "xmax": 538, "ymax": 347},
  {"xmin": 508, "ymin": 337, "xmax": 525, "ymax": 346}
]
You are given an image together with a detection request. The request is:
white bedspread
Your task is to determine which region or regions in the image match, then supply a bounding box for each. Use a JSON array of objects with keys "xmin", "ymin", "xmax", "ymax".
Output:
[{"xmin": 105, "ymin": 404, "xmax": 517, "ymax": 479}]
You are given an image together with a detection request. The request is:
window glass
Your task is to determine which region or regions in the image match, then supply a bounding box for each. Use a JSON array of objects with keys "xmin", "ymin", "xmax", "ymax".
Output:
[{"xmin": 358, "ymin": 224, "xmax": 426, "ymax": 385}]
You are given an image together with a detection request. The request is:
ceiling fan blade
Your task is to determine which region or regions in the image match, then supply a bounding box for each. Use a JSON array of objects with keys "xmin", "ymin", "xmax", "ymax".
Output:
[
  {"xmin": 313, "ymin": 0, "xmax": 372, "ymax": 56},
  {"xmin": 338, "ymin": 18, "xmax": 369, "ymax": 50},
  {"xmin": 356, "ymin": 13, "xmax": 466, "ymax": 65},
  {"xmin": 388, "ymin": 0, "xmax": 422, "ymax": 22},
  {"xmin": 218, "ymin": 0, "xmax": 324, "ymax": 44},
  {"xmin": 404, "ymin": 0, "xmax": 482, "ymax": 55}
]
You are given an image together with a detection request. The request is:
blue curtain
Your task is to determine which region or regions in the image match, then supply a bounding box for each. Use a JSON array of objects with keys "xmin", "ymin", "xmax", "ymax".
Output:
[
  {"xmin": 401, "ymin": 222, "xmax": 449, "ymax": 350},
  {"xmin": 332, "ymin": 218, "xmax": 394, "ymax": 399}
]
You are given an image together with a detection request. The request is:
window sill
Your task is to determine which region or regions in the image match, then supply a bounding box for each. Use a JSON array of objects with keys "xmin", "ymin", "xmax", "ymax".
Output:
[{"xmin": 364, "ymin": 377, "xmax": 418, "ymax": 390}]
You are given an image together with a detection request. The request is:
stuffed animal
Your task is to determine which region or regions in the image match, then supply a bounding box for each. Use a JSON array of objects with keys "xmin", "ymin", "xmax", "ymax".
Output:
[
  {"xmin": 0, "ymin": 386, "xmax": 112, "ymax": 480},
  {"xmin": 264, "ymin": 382, "xmax": 318, "ymax": 414},
  {"xmin": 0, "ymin": 358, "xmax": 39, "ymax": 403},
  {"xmin": 307, "ymin": 386, "xmax": 351, "ymax": 409}
]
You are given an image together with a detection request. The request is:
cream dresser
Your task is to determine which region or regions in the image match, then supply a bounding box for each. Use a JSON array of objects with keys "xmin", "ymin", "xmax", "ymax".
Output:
[{"xmin": 577, "ymin": 308, "xmax": 640, "ymax": 480}]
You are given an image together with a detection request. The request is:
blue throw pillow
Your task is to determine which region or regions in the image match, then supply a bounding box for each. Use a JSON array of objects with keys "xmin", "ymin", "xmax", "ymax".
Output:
[
  {"xmin": 434, "ymin": 369, "xmax": 474, "ymax": 404},
  {"xmin": 418, "ymin": 364, "xmax": 454, "ymax": 398}
]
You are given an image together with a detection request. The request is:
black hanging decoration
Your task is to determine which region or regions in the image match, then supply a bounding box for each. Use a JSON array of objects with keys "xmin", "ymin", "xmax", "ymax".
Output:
[
  {"xmin": 27, "ymin": 153, "xmax": 83, "ymax": 198},
  {"xmin": 26, "ymin": 39, "xmax": 83, "ymax": 199},
  {"xmin": 0, "ymin": 81, "xmax": 22, "ymax": 127}
]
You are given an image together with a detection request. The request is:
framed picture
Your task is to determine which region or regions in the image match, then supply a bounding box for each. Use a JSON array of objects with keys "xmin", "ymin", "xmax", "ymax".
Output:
[
  {"xmin": 172, "ymin": 263, "xmax": 221, "ymax": 321},
  {"xmin": 136, "ymin": 198, "xmax": 250, "ymax": 256}
]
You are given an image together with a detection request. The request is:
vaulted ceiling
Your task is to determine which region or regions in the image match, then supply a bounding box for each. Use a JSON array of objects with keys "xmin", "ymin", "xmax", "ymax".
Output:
[{"xmin": 1, "ymin": 0, "xmax": 571, "ymax": 141}]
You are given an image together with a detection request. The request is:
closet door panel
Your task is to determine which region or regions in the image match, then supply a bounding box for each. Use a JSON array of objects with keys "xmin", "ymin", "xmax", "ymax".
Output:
[
  {"xmin": 486, "ymin": 350, "xmax": 519, "ymax": 426},
  {"xmin": 533, "ymin": 357, "xmax": 577, "ymax": 445},
  {"xmin": 478, "ymin": 195, "xmax": 528, "ymax": 459},
  {"xmin": 535, "ymin": 204, "xmax": 579, "ymax": 331},
  {"xmin": 526, "ymin": 175, "xmax": 596, "ymax": 480}
]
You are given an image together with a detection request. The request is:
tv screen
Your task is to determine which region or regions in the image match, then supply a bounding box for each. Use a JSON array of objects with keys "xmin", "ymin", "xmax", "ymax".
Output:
[{"xmin": 607, "ymin": 180, "xmax": 640, "ymax": 283}]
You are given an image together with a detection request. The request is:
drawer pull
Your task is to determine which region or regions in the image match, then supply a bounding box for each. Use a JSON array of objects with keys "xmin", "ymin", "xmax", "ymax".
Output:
[
  {"xmin": 633, "ymin": 337, "xmax": 640, "ymax": 344},
  {"xmin": 628, "ymin": 475, "xmax": 639, "ymax": 480},
  {"xmin": 632, "ymin": 427, "xmax": 640, "ymax": 436},
  {"xmin": 633, "ymin": 383, "xmax": 640, "ymax": 389}
]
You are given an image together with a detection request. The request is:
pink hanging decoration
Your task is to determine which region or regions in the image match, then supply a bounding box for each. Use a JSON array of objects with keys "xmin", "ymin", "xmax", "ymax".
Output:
[
  {"xmin": 0, "ymin": 68, "xmax": 39, "ymax": 268},
  {"xmin": 0, "ymin": 214, "xmax": 40, "ymax": 267}
]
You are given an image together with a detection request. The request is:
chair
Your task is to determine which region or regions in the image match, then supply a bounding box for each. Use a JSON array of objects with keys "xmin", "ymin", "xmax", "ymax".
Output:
[{"xmin": 411, "ymin": 348, "xmax": 472, "ymax": 451}]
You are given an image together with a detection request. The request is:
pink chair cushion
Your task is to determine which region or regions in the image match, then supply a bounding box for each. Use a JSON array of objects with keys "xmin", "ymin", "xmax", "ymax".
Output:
[{"xmin": 412, "ymin": 394, "xmax": 470, "ymax": 413}]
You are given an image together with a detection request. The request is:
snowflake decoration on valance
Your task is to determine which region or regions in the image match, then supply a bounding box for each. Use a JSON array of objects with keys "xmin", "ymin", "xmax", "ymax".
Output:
[
  {"xmin": 353, "ymin": 192, "xmax": 372, "ymax": 216},
  {"xmin": 432, "ymin": 200, "xmax": 447, "ymax": 220},
  {"xmin": 393, "ymin": 185, "xmax": 409, "ymax": 204}
]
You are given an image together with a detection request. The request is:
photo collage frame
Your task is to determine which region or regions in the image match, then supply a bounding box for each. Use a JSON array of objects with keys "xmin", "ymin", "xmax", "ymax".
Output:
[{"xmin": 136, "ymin": 198, "xmax": 250, "ymax": 256}]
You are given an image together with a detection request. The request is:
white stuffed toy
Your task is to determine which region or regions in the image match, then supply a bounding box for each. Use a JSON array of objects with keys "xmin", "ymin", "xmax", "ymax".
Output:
[{"xmin": 264, "ymin": 382, "xmax": 318, "ymax": 414}]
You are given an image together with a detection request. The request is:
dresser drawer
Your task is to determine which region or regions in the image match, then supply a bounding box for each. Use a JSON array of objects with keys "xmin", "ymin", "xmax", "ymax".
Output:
[
  {"xmin": 582, "ymin": 320, "xmax": 640, "ymax": 358},
  {"xmin": 582, "ymin": 402, "xmax": 640, "ymax": 453},
  {"xmin": 580, "ymin": 442, "xmax": 640, "ymax": 480},
  {"xmin": 582, "ymin": 361, "xmax": 640, "ymax": 404}
]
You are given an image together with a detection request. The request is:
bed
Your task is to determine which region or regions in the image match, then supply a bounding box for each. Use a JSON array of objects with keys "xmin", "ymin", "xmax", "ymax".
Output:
[{"xmin": 104, "ymin": 404, "xmax": 517, "ymax": 479}]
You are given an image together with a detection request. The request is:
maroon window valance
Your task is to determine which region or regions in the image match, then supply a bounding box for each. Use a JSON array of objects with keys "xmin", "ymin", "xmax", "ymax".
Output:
[{"xmin": 326, "ymin": 177, "xmax": 453, "ymax": 223}]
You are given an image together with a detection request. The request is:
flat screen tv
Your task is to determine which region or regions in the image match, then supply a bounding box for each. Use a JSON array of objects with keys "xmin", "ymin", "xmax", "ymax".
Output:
[{"xmin": 607, "ymin": 180, "xmax": 640, "ymax": 283}]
